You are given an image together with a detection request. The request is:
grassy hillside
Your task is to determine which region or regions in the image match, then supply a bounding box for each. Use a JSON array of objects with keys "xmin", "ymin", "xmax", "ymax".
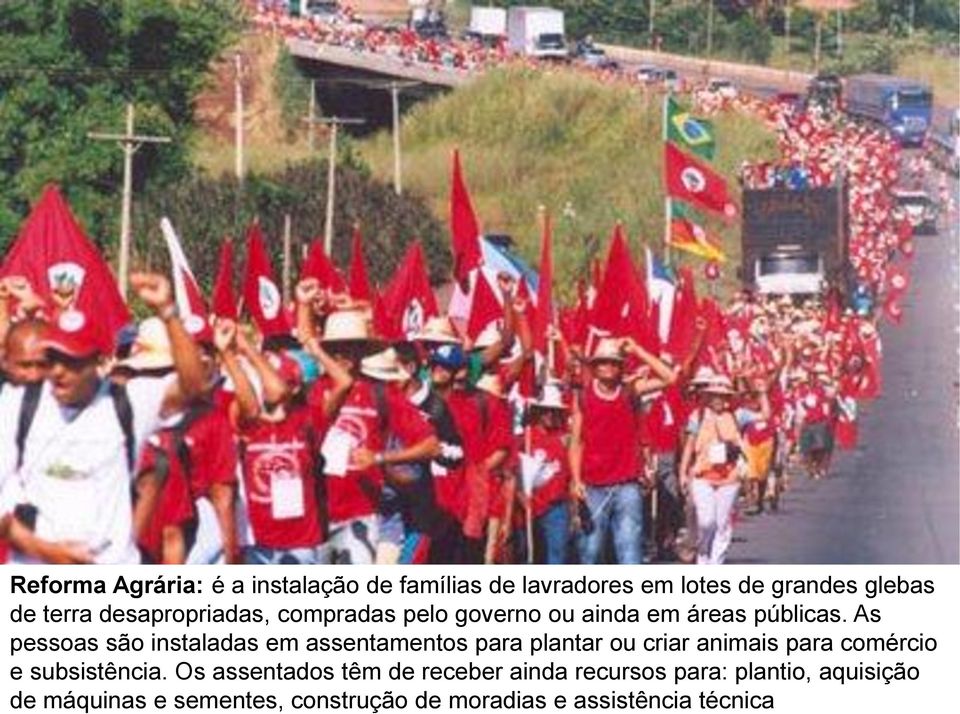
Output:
[{"xmin": 360, "ymin": 66, "xmax": 778, "ymax": 296}]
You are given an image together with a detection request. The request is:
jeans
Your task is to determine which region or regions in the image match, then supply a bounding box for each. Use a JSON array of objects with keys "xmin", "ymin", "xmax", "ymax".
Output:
[
  {"xmin": 515, "ymin": 501, "xmax": 570, "ymax": 564},
  {"xmin": 577, "ymin": 482, "xmax": 645, "ymax": 564},
  {"xmin": 243, "ymin": 545, "xmax": 320, "ymax": 565},
  {"xmin": 655, "ymin": 452, "xmax": 683, "ymax": 541},
  {"xmin": 690, "ymin": 479, "xmax": 740, "ymax": 565},
  {"xmin": 327, "ymin": 515, "xmax": 379, "ymax": 565}
]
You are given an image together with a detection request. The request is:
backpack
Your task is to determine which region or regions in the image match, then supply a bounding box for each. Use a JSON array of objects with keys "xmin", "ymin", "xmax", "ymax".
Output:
[{"xmin": 16, "ymin": 380, "xmax": 136, "ymax": 475}]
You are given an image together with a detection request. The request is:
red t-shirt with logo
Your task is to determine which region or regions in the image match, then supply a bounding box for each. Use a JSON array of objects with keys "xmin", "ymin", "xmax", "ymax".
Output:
[
  {"xmin": 645, "ymin": 385, "xmax": 684, "ymax": 453},
  {"xmin": 320, "ymin": 380, "xmax": 434, "ymax": 523},
  {"xmin": 797, "ymin": 383, "xmax": 834, "ymax": 424},
  {"xmin": 528, "ymin": 425, "xmax": 570, "ymax": 518},
  {"xmin": 238, "ymin": 406, "xmax": 322, "ymax": 550},
  {"xmin": 580, "ymin": 380, "xmax": 643, "ymax": 486}
]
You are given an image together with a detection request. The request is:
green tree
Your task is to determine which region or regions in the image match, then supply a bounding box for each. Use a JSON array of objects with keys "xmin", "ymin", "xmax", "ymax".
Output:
[{"xmin": 0, "ymin": 0, "xmax": 240, "ymax": 253}]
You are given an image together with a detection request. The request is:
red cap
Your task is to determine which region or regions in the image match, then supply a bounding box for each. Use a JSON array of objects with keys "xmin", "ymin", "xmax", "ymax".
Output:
[
  {"xmin": 43, "ymin": 309, "xmax": 107, "ymax": 359},
  {"xmin": 266, "ymin": 351, "xmax": 301, "ymax": 388}
]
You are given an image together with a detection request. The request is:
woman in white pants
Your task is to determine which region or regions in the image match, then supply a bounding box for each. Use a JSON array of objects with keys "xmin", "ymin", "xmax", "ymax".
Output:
[{"xmin": 680, "ymin": 374, "xmax": 744, "ymax": 565}]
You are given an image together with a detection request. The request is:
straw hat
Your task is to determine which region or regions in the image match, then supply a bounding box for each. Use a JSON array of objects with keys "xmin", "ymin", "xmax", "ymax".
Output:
[
  {"xmin": 475, "ymin": 371, "xmax": 504, "ymax": 398},
  {"xmin": 701, "ymin": 374, "xmax": 736, "ymax": 396},
  {"xmin": 361, "ymin": 348, "xmax": 409, "ymax": 382},
  {"xmin": 413, "ymin": 316, "xmax": 461, "ymax": 345},
  {"xmin": 588, "ymin": 337, "xmax": 624, "ymax": 363},
  {"xmin": 120, "ymin": 317, "xmax": 173, "ymax": 371},
  {"xmin": 689, "ymin": 365, "xmax": 718, "ymax": 387},
  {"xmin": 321, "ymin": 309, "xmax": 382, "ymax": 356},
  {"xmin": 531, "ymin": 381, "xmax": 567, "ymax": 411},
  {"xmin": 472, "ymin": 322, "xmax": 501, "ymax": 350}
]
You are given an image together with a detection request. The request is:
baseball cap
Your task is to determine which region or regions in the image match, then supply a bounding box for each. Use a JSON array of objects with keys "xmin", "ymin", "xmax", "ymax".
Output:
[
  {"xmin": 429, "ymin": 343, "xmax": 465, "ymax": 371},
  {"xmin": 43, "ymin": 309, "xmax": 107, "ymax": 359}
]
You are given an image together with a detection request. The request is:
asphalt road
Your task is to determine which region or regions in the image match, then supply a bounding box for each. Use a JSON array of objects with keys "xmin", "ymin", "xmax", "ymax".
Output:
[{"xmin": 729, "ymin": 182, "xmax": 960, "ymax": 564}]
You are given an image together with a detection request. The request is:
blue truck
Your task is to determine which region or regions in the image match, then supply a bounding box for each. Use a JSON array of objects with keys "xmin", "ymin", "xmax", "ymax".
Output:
[{"xmin": 843, "ymin": 74, "xmax": 933, "ymax": 146}]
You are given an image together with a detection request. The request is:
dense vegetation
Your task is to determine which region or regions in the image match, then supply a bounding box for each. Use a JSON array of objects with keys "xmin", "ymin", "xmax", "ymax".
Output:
[{"xmin": 0, "ymin": 0, "xmax": 242, "ymax": 250}]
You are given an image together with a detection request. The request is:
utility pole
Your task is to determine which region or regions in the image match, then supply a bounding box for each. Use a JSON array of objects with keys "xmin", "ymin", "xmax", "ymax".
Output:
[
  {"xmin": 706, "ymin": 0, "xmax": 715, "ymax": 58},
  {"xmin": 89, "ymin": 103, "xmax": 170, "ymax": 300},
  {"xmin": 648, "ymin": 0, "xmax": 655, "ymax": 39},
  {"xmin": 319, "ymin": 116, "xmax": 365, "ymax": 256},
  {"xmin": 234, "ymin": 53, "xmax": 246, "ymax": 185},
  {"xmin": 385, "ymin": 81, "xmax": 418, "ymax": 196},
  {"xmin": 306, "ymin": 80, "xmax": 317, "ymax": 153}
]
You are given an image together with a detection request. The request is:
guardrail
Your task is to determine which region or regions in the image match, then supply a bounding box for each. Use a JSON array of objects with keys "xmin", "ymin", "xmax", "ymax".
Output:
[{"xmin": 597, "ymin": 44, "xmax": 813, "ymax": 93}]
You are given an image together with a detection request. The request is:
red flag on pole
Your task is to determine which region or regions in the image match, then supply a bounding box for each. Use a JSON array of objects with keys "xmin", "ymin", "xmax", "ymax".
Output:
[
  {"xmin": 532, "ymin": 213, "xmax": 553, "ymax": 354},
  {"xmin": 347, "ymin": 224, "xmax": 373, "ymax": 301},
  {"xmin": 882, "ymin": 294, "xmax": 904, "ymax": 325},
  {"xmin": 449, "ymin": 149, "xmax": 482, "ymax": 287},
  {"xmin": 211, "ymin": 238, "xmax": 238, "ymax": 320},
  {"xmin": 377, "ymin": 241, "xmax": 439, "ymax": 340},
  {"xmin": 160, "ymin": 217, "xmax": 212, "ymax": 340},
  {"xmin": 664, "ymin": 142, "xmax": 738, "ymax": 219},
  {"xmin": 0, "ymin": 185, "xmax": 130, "ymax": 344},
  {"xmin": 243, "ymin": 223, "xmax": 291, "ymax": 338},
  {"xmin": 466, "ymin": 271, "xmax": 503, "ymax": 341},
  {"xmin": 301, "ymin": 239, "xmax": 346, "ymax": 294}
]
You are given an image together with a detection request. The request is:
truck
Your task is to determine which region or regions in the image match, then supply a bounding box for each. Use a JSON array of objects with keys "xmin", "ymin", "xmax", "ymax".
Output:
[
  {"xmin": 929, "ymin": 107, "xmax": 960, "ymax": 175},
  {"xmin": 506, "ymin": 6, "xmax": 566, "ymax": 60},
  {"xmin": 741, "ymin": 186, "xmax": 849, "ymax": 297},
  {"xmin": 467, "ymin": 6, "xmax": 507, "ymax": 43},
  {"xmin": 843, "ymin": 74, "xmax": 933, "ymax": 147}
]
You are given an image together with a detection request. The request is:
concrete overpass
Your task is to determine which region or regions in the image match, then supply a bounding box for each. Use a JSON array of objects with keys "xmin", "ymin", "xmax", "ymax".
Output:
[{"xmin": 286, "ymin": 38, "xmax": 474, "ymax": 88}]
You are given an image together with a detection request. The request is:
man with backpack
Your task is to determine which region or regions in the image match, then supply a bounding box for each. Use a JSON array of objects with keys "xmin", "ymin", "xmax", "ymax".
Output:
[{"xmin": 0, "ymin": 272, "xmax": 206, "ymax": 564}]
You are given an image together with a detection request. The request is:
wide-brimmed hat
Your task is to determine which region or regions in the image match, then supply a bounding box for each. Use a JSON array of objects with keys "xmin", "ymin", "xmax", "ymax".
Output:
[
  {"xmin": 472, "ymin": 322, "xmax": 501, "ymax": 350},
  {"xmin": 321, "ymin": 309, "xmax": 382, "ymax": 356},
  {"xmin": 361, "ymin": 348, "xmax": 409, "ymax": 382},
  {"xmin": 120, "ymin": 317, "xmax": 173, "ymax": 371},
  {"xmin": 530, "ymin": 381, "xmax": 568, "ymax": 411},
  {"xmin": 475, "ymin": 371, "xmax": 504, "ymax": 398},
  {"xmin": 413, "ymin": 316, "xmax": 461, "ymax": 345},
  {"xmin": 701, "ymin": 374, "xmax": 736, "ymax": 396},
  {"xmin": 689, "ymin": 366, "xmax": 718, "ymax": 387},
  {"xmin": 588, "ymin": 337, "xmax": 624, "ymax": 363}
]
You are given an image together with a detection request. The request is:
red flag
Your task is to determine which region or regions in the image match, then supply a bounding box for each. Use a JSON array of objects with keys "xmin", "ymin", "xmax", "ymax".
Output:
[
  {"xmin": 242, "ymin": 223, "xmax": 290, "ymax": 338},
  {"xmin": 301, "ymin": 239, "xmax": 346, "ymax": 294},
  {"xmin": 449, "ymin": 149, "xmax": 482, "ymax": 287},
  {"xmin": 532, "ymin": 214, "xmax": 553, "ymax": 354},
  {"xmin": 664, "ymin": 142, "xmax": 738, "ymax": 219},
  {"xmin": 0, "ymin": 184, "xmax": 130, "ymax": 346},
  {"xmin": 466, "ymin": 271, "xmax": 503, "ymax": 341},
  {"xmin": 589, "ymin": 225, "xmax": 653, "ymax": 350},
  {"xmin": 885, "ymin": 263, "xmax": 910, "ymax": 296},
  {"xmin": 882, "ymin": 294, "xmax": 904, "ymax": 325},
  {"xmin": 211, "ymin": 238, "xmax": 238, "ymax": 320},
  {"xmin": 667, "ymin": 266, "xmax": 698, "ymax": 361},
  {"xmin": 347, "ymin": 224, "xmax": 373, "ymax": 301},
  {"xmin": 160, "ymin": 217, "xmax": 212, "ymax": 340},
  {"xmin": 378, "ymin": 241, "xmax": 439, "ymax": 340}
]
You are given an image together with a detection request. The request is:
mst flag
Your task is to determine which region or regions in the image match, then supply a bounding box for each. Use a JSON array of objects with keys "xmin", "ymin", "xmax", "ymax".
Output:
[
  {"xmin": 243, "ymin": 223, "xmax": 290, "ymax": 338},
  {"xmin": 449, "ymin": 149, "xmax": 483, "ymax": 287},
  {"xmin": 0, "ymin": 184, "xmax": 130, "ymax": 340},
  {"xmin": 666, "ymin": 96, "xmax": 715, "ymax": 160},
  {"xmin": 668, "ymin": 201, "xmax": 727, "ymax": 262},
  {"xmin": 664, "ymin": 142, "xmax": 737, "ymax": 219},
  {"xmin": 377, "ymin": 241, "xmax": 438, "ymax": 340}
]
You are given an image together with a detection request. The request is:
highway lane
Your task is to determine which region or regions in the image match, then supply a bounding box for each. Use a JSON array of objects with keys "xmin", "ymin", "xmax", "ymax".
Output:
[{"xmin": 729, "ymin": 178, "xmax": 960, "ymax": 564}]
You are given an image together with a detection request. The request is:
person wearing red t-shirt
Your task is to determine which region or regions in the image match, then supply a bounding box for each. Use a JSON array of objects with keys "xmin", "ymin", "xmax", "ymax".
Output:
[
  {"xmin": 474, "ymin": 372, "xmax": 515, "ymax": 564},
  {"xmin": 305, "ymin": 304, "xmax": 438, "ymax": 565},
  {"xmin": 570, "ymin": 337, "xmax": 678, "ymax": 564},
  {"xmin": 218, "ymin": 308, "xmax": 352, "ymax": 564},
  {"xmin": 517, "ymin": 383, "xmax": 571, "ymax": 564}
]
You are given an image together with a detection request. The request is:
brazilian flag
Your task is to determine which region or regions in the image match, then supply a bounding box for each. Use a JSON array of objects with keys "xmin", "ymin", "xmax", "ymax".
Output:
[{"xmin": 666, "ymin": 97, "xmax": 715, "ymax": 161}]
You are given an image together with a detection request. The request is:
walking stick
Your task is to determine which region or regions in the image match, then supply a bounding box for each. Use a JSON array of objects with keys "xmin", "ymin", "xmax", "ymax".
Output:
[{"xmin": 524, "ymin": 418, "xmax": 535, "ymax": 564}]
